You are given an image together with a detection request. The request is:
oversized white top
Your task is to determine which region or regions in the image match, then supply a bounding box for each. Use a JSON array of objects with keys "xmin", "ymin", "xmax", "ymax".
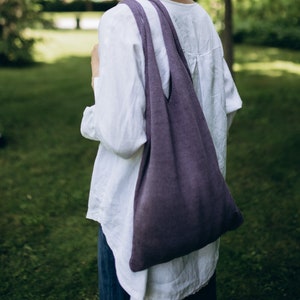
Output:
[{"xmin": 80, "ymin": 0, "xmax": 242, "ymax": 299}]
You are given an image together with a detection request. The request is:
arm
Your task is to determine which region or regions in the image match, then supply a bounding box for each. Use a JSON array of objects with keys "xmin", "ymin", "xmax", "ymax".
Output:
[
  {"xmin": 79, "ymin": 45, "xmax": 100, "ymax": 142},
  {"xmin": 91, "ymin": 44, "xmax": 99, "ymax": 89},
  {"xmin": 80, "ymin": 6, "xmax": 147, "ymax": 158},
  {"xmin": 222, "ymin": 59, "xmax": 242, "ymax": 131}
]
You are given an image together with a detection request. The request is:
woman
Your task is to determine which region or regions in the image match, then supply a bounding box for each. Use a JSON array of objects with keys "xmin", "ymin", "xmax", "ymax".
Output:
[{"xmin": 81, "ymin": 0, "xmax": 242, "ymax": 299}]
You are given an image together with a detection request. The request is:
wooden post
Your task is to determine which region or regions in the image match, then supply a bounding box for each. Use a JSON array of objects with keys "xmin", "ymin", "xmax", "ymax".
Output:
[
  {"xmin": 224, "ymin": 0, "xmax": 234, "ymax": 75},
  {"xmin": 75, "ymin": 14, "xmax": 81, "ymax": 30}
]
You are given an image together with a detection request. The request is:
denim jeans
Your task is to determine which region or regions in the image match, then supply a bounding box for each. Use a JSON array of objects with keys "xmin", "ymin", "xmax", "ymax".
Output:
[
  {"xmin": 98, "ymin": 226, "xmax": 216, "ymax": 300},
  {"xmin": 98, "ymin": 227, "xmax": 130, "ymax": 300}
]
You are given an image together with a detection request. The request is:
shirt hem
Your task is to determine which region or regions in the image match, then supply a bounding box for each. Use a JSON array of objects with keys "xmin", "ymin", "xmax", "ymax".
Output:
[
  {"xmin": 86, "ymin": 212, "xmax": 102, "ymax": 224},
  {"xmin": 127, "ymin": 265, "xmax": 217, "ymax": 300}
]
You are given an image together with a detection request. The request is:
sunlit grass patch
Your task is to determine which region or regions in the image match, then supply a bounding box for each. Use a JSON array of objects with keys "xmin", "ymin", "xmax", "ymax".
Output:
[
  {"xmin": 234, "ymin": 45, "xmax": 300, "ymax": 76},
  {"xmin": 31, "ymin": 29, "xmax": 98, "ymax": 63},
  {"xmin": 235, "ymin": 60, "xmax": 300, "ymax": 77},
  {"xmin": 43, "ymin": 11, "xmax": 103, "ymax": 30},
  {"xmin": 43, "ymin": 11, "xmax": 103, "ymax": 21}
]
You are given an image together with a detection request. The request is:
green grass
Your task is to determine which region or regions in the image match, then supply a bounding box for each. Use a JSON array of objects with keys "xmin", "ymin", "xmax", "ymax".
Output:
[
  {"xmin": 221, "ymin": 46, "xmax": 300, "ymax": 299},
  {"xmin": 30, "ymin": 29, "xmax": 98, "ymax": 62},
  {"xmin": 0, "ymin": 30, "xmax": 299, "ymax": 300}
]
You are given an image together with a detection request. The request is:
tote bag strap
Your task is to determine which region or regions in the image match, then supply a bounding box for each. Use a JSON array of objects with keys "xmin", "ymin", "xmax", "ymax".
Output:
[
  {"xmin": 122, "ymin": 0, "xmax": 163, "ymax": 140},
  {"xmin": 123, "ymin": 0, "xmax": 192, "ymax": 85},
  {"xmin": 148, "ymin": 0, "xmax": 192, "ymax": 79},
  {"xmin": 122, "ymin": 0, "xmax": 198, "ymax": 133}
]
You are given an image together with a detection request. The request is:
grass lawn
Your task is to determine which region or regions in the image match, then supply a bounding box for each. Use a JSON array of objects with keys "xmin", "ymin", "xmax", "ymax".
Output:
[{"xmin": 0, "ymin": 29, "xmax": 299, "ymax": 300}]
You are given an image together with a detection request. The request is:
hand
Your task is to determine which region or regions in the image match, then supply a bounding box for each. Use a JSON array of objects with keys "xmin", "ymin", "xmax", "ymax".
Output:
[{"xmin": 91, "ymin": 44, "xmax": 100, "ymax": 88}]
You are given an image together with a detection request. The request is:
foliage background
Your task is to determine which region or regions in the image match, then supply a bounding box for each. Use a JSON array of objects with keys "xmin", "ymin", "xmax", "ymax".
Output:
[{"xmin": 200, "ymin": 0, "xmax": 300, "ymax": 49}]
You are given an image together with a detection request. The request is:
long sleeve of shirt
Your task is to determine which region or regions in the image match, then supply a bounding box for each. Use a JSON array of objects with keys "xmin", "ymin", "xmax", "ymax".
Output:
[{"xmin": 81, "ymin": 10, "xmax": 147, "ymax": 159}]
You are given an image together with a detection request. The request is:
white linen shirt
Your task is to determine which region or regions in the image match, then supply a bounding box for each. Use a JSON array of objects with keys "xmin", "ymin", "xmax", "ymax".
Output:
[{"xmin": 80, "ymin": 0, "xmax": 242, "ymax": 299}]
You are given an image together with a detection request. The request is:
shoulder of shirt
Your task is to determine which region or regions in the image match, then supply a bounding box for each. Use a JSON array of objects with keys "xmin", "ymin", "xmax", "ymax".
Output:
[
  {"xmin": 98, "ymin": 3, "xmax": 142, "ymax": 45},
  {"xmin": 100, "ymin": 2, "xmax": 135, "ymax": 26}
]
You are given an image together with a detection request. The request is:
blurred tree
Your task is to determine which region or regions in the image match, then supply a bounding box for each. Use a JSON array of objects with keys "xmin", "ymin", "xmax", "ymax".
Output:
[
  {"xmin": 234, "ymin": 0, "xmax": 300, "ymax": 49},
  {"xmin": 85, "ymin": 0, "xmax": 93, "ymax": 11},
  {"xmin": 200, "ymin": 0, "xmax": 300, "ymax": 49},
  {"xmin": 199, "ymin": 0, "xmax": 300, "ymax": 70},
  {"xmin": 0, "ymin": 0, "xmax": 42, "ymax": 66},
  {"xmin": 38, "ymin": 0, "xmax": 117, "ymax": 12},
  {"xmin": 199, "ymin": 0, "xmax": 234, "ymax": 74}
]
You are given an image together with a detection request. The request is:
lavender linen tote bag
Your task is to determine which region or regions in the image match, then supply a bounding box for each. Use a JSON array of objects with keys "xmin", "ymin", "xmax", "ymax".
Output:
[{"xmin": 122, "ymin": 0, "xmax": 243, "ymax": 272}]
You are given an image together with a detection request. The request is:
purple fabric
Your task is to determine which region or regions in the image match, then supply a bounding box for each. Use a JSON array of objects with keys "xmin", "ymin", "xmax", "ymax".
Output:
[{"xmin": 122, "ymin": 0, "xmax": 243, "ymax": 272}]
